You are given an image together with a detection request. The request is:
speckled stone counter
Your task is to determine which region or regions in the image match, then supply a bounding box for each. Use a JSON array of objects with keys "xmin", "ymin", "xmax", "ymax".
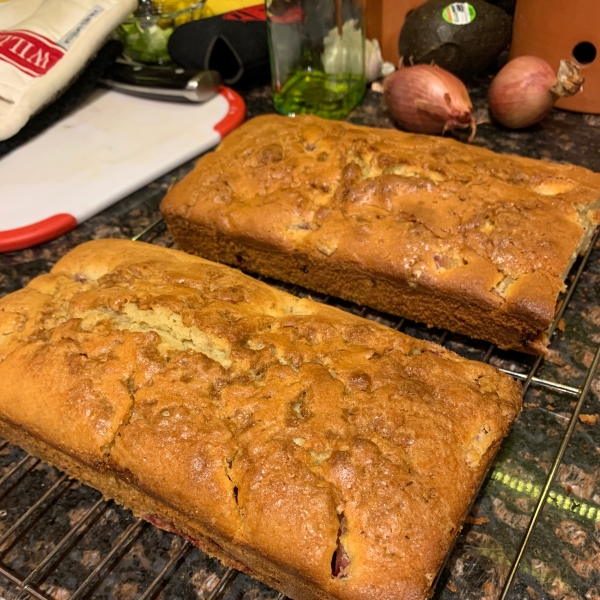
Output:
[{"xmin": 0, "ymin": 81, "xmax": 599, "ymax": 600}]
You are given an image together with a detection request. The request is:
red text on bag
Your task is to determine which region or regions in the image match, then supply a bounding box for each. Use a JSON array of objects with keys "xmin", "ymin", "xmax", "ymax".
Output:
[{"xmin": 0, "ymin": 30, "xmax": 65, "ymax": 77}]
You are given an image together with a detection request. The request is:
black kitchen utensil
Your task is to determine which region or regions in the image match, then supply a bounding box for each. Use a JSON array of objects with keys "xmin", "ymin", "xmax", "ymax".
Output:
[{"xmin": 167, "ymin": 4, "xmax": 270, "ymax": 87}]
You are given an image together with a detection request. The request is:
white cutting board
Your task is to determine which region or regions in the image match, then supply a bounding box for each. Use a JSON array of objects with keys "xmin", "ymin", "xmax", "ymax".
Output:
[{"xmin": 0, "ymin": 86, "xmax": 245, "ymax": 252}]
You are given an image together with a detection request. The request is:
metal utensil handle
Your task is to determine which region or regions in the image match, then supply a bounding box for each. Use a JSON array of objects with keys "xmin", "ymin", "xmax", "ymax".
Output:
[{"xmin": 101, "ymin": 65, "xmax": 221, "ymax": 103}]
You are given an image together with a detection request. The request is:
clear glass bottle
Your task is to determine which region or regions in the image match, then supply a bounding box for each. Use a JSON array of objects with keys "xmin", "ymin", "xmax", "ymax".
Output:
[{"xmin": 266, "ymin": 0, "xmax": 366, "ymax": 119}]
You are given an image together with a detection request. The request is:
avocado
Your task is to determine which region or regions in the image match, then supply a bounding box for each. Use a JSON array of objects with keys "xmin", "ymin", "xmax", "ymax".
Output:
[{"xmin": 398, "ymin": 0, "xmax": 512, "ymax": 81}]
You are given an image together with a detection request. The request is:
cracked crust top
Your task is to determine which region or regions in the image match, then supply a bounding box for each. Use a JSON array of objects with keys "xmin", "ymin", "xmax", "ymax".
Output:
[
  {"xmin": 162, "ymin": 114, "xmax": 600, "ymax": 352},
  {"xmin": 0, "ymin": 240, "xmax": 521, "ymax": 600}
]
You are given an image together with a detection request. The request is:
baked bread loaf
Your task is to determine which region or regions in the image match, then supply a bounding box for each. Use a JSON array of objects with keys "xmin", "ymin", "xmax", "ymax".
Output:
[
  {"xmin": 161, "ymin": 114, "xmax": 600, "ymax": 354},
  {"xmin": 0, "ymin": 239, "xmax": 521, "ymax": 600}
]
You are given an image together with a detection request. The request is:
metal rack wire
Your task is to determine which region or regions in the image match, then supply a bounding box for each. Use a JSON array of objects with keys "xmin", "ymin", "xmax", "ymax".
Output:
[{"xmin": 0, "ymin": 217, "xmax": 598, "ymax": 600}]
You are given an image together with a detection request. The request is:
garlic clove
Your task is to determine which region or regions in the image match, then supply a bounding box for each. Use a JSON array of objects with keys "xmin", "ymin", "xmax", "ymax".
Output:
[
  {"xmin": 321, "ymin": 19, "xmax": 364, "ymax": 76},
  {"xmin": 380, "ymin": 61, "xmax": 396, "ymax": 78}
]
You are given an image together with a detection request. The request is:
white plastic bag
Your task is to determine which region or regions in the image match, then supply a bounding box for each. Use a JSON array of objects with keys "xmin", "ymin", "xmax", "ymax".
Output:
[{"xmin": 0, "ymin": 0, "xmax": 137, "ymax": 141}]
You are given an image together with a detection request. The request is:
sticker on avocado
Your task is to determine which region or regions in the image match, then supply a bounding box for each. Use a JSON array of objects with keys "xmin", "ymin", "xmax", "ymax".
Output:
[{"xmin": 442, "ymin": 3, "xmax": 476, "ymax": 24}]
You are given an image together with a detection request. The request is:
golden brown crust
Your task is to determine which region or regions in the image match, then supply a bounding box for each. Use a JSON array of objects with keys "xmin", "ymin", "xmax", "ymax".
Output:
[
  {"xmin": 0, "ymin": 240, "xmax": 521, "ymax": 600},
  {"xmin": 161, "ymin": 114, "xmax": 600, "ymax": 354}
]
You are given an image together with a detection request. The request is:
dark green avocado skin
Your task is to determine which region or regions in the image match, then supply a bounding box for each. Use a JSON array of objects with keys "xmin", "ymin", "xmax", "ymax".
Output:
[{"xmin": 398, "ymin": 0, "xmax": 512, "ymax": 81}]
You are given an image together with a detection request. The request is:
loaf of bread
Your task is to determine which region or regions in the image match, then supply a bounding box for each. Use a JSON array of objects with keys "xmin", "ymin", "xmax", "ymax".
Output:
[
  {"xmin": 0, "ymin": 240, "xmax": 521, "ymax": 600},
  {"xmin": 161, "ymin": 114, "xmax": 600, "ymax": 354}
]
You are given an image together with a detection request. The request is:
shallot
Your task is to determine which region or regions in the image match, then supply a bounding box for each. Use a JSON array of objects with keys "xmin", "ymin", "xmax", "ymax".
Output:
[
  {"xmin": 383, "ymin": 64, "xmax": 476, "ymax": 141},
  {"xmin": 488, "ymin": 56, "xmax": 584, "ymax": 129}
]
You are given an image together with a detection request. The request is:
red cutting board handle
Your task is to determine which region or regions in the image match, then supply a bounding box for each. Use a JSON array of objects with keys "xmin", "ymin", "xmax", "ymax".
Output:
[{"xmin": 0, "ymin": 87, "xmax": 246, "ymax": 253}]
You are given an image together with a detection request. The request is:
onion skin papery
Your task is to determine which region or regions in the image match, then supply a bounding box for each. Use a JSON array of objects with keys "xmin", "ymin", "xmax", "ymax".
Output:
[
  {"xmin": 488, "ymin": 56, "xmax": 584, "ymax": 129},
  {"xmin": 383, "ymin": 64, "xmax": 476, "ymax": 141}
]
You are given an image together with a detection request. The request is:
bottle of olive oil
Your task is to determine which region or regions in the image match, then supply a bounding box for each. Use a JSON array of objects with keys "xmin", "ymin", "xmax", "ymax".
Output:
[{"xmin": 267, "ymin": 0, "xmax": 366, "ymax": 120}]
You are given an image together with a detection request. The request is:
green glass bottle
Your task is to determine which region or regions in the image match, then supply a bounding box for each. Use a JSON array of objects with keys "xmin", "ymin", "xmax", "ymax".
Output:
[{"xmin": 267, "ymin": 0, "xmax": 366, "ymax": 120}]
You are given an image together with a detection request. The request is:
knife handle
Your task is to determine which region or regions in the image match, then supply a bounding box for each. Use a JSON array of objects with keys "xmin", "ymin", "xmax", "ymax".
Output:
[{"xmin": 101, "ymin": 63, "xmax": 221, "ymax": 102}]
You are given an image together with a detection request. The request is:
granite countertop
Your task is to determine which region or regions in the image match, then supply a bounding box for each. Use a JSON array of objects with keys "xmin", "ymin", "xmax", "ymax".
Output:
[{"xmin": 0, "ymin": 82, "xmax": 600, "ymax": 600}]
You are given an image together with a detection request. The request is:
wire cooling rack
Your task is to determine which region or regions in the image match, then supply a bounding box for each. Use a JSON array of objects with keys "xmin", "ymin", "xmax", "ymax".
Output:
[{"xmin": 0, "ymin": 217, "xmax": 598, "ymax": 600}]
